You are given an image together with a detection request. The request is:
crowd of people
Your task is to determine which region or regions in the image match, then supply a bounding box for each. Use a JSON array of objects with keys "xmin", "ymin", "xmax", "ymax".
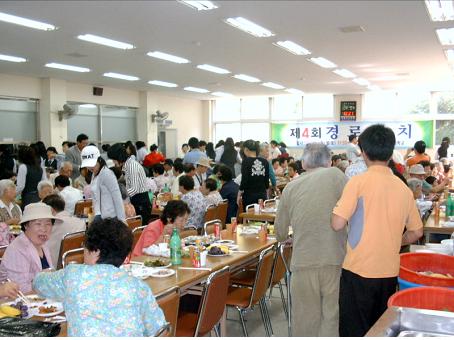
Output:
[{"xmin": 0, "ymin": 127, "xmax": 451, "ymax": 336}]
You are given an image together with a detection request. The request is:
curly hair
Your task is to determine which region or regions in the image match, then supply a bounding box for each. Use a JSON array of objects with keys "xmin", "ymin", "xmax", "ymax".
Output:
[
  {"xmin": 160, "ymin": 200, "xmax": 190, "ymax": 224},
  {"xmin": 85, "ymin": 218, "xmax": 133, "ymax": 267}
]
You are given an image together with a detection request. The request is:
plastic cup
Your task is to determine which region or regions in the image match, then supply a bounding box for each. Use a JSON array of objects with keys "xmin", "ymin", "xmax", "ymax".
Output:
[
  {"xmin": 200, "ymin": 251, "xmax": 207, "ymax": 267},
  {"xmin": 254, "ymin": 204, "xmax": 260, "ymax": 214}
]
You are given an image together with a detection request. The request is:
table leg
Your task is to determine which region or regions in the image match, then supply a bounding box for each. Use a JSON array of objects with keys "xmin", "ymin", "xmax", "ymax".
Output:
[{"xmin": 220, "ymin": 307, "xmax": 227, "ymax": 336}]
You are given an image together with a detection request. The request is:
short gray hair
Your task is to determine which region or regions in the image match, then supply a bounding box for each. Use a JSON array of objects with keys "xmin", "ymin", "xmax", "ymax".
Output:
[
  {"xmin": 0, "ymin": 179, "xmax": 15, "ymax": 197},
  {"xmin": 337, "ymin": 160, "xmax": 350, "ymax": 172},
  {"xmin": 302, "ymin": 143, "xmax": 331, "ymax": 169},
  {"xmin": 407, "ymin": 178, "xmax": 422, "ymax": 193},
  {"xmin": 61, "ymin": 161, "xmax": 73, "ymax": 170},
  {"xmin": 38, "ymin": 180, "xmax": 53, "ymax": 192}
]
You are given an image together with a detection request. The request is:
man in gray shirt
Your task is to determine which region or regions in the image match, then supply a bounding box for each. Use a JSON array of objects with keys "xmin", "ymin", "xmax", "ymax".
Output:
[
  {"xmin": 65, "ymin": 133, "xmax": 88, "ymax": 180},
  {"xmin": 275, "ymin": 143, "xmax": 348, "ymax": 337}
]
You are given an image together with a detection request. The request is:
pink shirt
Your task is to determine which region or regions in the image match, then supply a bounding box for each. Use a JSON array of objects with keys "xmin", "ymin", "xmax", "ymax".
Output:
[
  {"xmin": 131, "ymin": 219, "xmax": 165, "ymax": 257},
  {"xmin": 0, "ymin": 233, "xmax": 53, "ymax": 293}
]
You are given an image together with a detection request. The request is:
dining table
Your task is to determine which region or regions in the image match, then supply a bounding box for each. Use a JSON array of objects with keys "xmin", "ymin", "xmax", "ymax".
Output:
[
  {"xmin": 239, "ymin": 206, "xmax": 277, "ymax": 223},
  {"xmin": 424, "ymin": 214, "xmax": 454, "ymax": 241}
]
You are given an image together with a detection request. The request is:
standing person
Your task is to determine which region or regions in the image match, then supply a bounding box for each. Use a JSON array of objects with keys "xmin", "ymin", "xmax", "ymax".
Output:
[
  {"xmin": 16, "ymin": 146, "xmax": 47, "ymax": 209},
  {"xmin": 331, "ymin": 124, "xmax": 423, "ymax": 337},
  {"xmin": 136, "ymin": 141, "xmax": 148, "ymax": 164},
  {"xmin": 437, "ymin": 137, "xmax": 450, "ymax": 160},
  {"xmin": 218, "ymin": 165, "xmax": 239, "ymax": 221},
  {"xmin": 183, "ymin": 137, "xmax": 206, "ymax": 165},
  {"xmin": 345, "ymin": 134, "xmax": 361, "ymax": 163},
  {"xmin": 405, "ymin": 140, "xmax": 430, "ymax": 167},
  {"xmin": 259, "ymin": 143, "xmax": 278, "ymax": 196},
  {"xmin": 238, "ymin": 140, "xmax": 269, "ymax": 209},
  {"xmin": 143, "ymin": 144, "xmax": 165, "ymax": 168},
  {"xmin": 215, "ymin": 137, "xmax": 241, "ymax": 175},
  {"xmin": 181, "ymin": 143, "xmax": 189, "ymax": 158},
  {"xmin": 65, "ymin": 133, "xmax": 89, "ymax": 181},
  {"xmin": 45, "ymin": 147, "xmax": 58, "ymax": 171},
  {"xmin": 81, "ymin": 146, "xmax": 125, "ymax": 221},
  {"xmin": 108, "ymin": 143, "xmax": 151, "ymax": 224},
  {"xmin": 275, "ymin": 143, "xmax": 348, "ymax": 336},
  {"xmin": 269, "ymin": 140, "xmax": 282, "ymax": 160},
  {"xmin": 199, "ymin": 140, "xmax": 207, "ymax": 154},
  {"xmin": 206, "ymin": 142, "xmax": 216, "ymax": 161},
  {"xmin": 0, "ymin": 145, "xmax": 15, "ymax": 180}
]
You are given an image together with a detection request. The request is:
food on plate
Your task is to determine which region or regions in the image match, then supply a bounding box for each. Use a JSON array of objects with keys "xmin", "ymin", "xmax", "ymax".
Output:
[
  {"xmin": 417, "ymin": 271, "xmax": 453, "ymax": 278},
  {"xmin": 143, "ymin": 258, "xmax": 169, "ymax": 267},
  {"xmin": 39, "ymin": 305, "xmax": 57, "ymax": 314},
  {"xmin": 156, "ymin": 269, "xmax": 172, "ymax": 275},
  {"xmin": 207, "ymin": 245, "xmax": 229, "ymax": 255},
  {"xmin": 29, "ymin": 296, "xmax": 46, "ymax": 303},
  {"xmin": 0, "ymin": 304, "xmax": 21, "ymax": 317}
]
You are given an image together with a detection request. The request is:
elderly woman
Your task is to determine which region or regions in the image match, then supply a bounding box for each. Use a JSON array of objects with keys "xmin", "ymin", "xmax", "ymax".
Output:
[
  {"xmin": 179, "ymin": 175, "xmax": 207, "ymax": 229},
  {"xmin": 132, "ymin": 200, "xmax": 190, "ymax": 257},
  {"xmin": 38, "ymin": 180, "xmax": 54, "ymax": 201},
  {"xmin": 33, "ymin": 218, "xmax": 166, "ymax": 336},
  {"xmin": 200, "ymin": 178, "xmax": 223, "ymax": 206},
  {"xmin": 0, "ymin": 179, "xmax": 22, "ymax": 226},
  {"xmin": 0, "ymin": 202, "xmax": 60, "ymax": 293}
]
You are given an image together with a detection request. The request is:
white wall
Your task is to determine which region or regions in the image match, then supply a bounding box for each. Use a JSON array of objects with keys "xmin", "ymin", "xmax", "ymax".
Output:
[
  {"xmin": 66, "ymin": 82, "xmax": 140, "ymax": 107},
  {"xmin": 0, "ymin": 74, "xmax": 41, "ymax": 99}
]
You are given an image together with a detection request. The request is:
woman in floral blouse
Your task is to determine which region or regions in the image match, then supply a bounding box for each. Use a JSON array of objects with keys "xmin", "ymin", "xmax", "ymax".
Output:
[{"xmin": 33, "ymin": 218, "xmax": 166, "ymax": 337}]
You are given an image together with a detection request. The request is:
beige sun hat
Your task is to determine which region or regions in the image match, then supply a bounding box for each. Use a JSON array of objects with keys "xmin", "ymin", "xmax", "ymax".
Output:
[
  {"xmin": 20, "ymin": 202, "xmax": 63, "ymax": 225},
  {"xmin": 196, "ymin": 157, "xmax": 211, "ymax": 168},
  {"xmin": 408, "ymin": 164, "xmax": 426, "ymax": 175}
]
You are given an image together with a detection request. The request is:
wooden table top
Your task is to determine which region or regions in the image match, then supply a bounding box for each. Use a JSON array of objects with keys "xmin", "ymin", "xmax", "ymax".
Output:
[
  {"xmin": 424, "ymin": 215, "xmax": 454, "ymax": 235},
  {"xmin": 239, "ymin": 207, "xmax": 277, "ymax": 222}
]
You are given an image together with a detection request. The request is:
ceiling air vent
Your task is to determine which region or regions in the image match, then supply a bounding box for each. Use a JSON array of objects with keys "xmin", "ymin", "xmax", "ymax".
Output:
[
  {"xmin": 65, "ymin": 52, "xmax": 88, "ymax": 58},
  {"xmin": 339, "ymin": 25, "xmax": 365, "ymax": 33}
]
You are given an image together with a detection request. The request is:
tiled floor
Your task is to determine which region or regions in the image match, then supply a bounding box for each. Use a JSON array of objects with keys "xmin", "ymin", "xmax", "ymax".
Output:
[{"xmin": 225, "ymin": 286, "xmax": 290, "ymax": 337}]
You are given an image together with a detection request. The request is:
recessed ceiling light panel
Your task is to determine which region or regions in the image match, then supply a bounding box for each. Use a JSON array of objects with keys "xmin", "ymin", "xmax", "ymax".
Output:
[
  {"xmin": 103, "ymin": 72, "xmax": 139, "ymax": 81},
  {"xmin": 285, "ymin": 88, "xmax": 304, "ymax": 95},
  {"xmin": 224, "ymin": 17, "xmax": 274, "ymax": 38},
  {"xmin": 262, "ymin": 82, "xmax": 285, "ymax": 90},
  {"xmin": 197, "ymin": 64, "xmax": 230, "ymax": 74},
  {"xmin": 77, "ymin": 34, "xmax": 135, "ymax": 49},
  {"xmin": 45, "ymin": 62, "xmax": 90, "ymax": 72},
  {"xmin": 333, "ymin": 68, "xmax": 356, "ymax": 78},
  {"xmin": 352, "ymin": 78, "xmax": 370, "ymax": 86},
  {"xmin": 184, "ymin": 86, "xmax": 210, "ymax": 93},
  {"xmin": 436, "ymin": 28, "xmax": 454, "ymax": 45},
  {"xmin": 147, "ymin": 51, "xmax": 190, "ymax": 64},
  {"xmin": 0, "ymin": 54, "xmax": 26, "ymax": 62},
  {"xmin": 0, "ymin": 12, "xmax": 56, "ymax": 31},
  {"xmin": 233, "ymin": 74, "xmax": 261, "ymax": 82},
  {"xmin": 425, "ymin": 0, "xmax": 454, "ymax": 21},
  {"xmin": 274, "ymin": 40, "xmax": 311, "ymax": 55},
  {"xmin": 308, "ymin": 57, "xmax": 337, "ymax": 68},
  {"xmin": 178, "ymin": 0, "xmax": 218, "ymax": 11},
  {"xmin": 212, "ymin": 91, "xmax": 233, "ymax": 97},
  {"xmin": 148, "ymin": 80, "xmax": 178, "ymax": 87}
]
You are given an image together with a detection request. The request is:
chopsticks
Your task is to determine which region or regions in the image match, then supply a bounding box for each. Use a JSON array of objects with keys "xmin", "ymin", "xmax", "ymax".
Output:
[
  {"xmin": 7, "ymin": 279, "xmax": 30, "ymax": 305},
  {"xmin": 231, "ymin": 250, "xmax": 249, "ymax": 253},
  {"xmin": 178, "ymin": 267, "xmax": 212, "ymax": 271}
]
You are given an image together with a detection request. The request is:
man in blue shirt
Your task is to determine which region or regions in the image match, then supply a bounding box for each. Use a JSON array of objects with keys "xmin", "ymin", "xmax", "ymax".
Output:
[{"xmin": 183, "ymin": 137, "xmax": 206, "ymax": 165}]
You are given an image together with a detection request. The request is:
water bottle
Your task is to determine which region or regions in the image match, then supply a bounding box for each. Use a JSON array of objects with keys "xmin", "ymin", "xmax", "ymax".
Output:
[
  {"xmin": 169, "ymin": 227, "xmax": 182, "ymax": 265},
  {"xmin": 163, "ymin": 183, "xmax": 170, "ymax": 193},
  {"xmin": 447, "ymin": 194, "xmax": 454, "ymax": 220}
]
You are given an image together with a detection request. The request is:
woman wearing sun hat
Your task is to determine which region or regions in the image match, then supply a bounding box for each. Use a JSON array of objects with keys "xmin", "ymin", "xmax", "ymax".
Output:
[{"xmin": 0, "ymin": 202, "xmax": 62, "ymax": 293}]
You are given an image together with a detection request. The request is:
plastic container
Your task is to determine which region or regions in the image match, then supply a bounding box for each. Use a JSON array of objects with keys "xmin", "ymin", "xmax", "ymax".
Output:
[
  {"xmin": 399, "ymin": 253, "xmax": 454, "ymax": 288},
  {"xmin": 388, "ymin": 287, "xmax": 454, "ymax": 312},
  {"xmin": 398, "ymin": 278, "xmax": 423, "ymax": 291}
]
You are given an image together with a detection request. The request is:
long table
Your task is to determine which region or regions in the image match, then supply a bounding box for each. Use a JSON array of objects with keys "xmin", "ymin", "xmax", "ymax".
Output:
[
  {"xmin": 424, "ymin": 215, "xmax": 454, "ymax": 241},
  {"xmin": 239, "ymin": 207, "xmax": 277, "ymax": 223}
]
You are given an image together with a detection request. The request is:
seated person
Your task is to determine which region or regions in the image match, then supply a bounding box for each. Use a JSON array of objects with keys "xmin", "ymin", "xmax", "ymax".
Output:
[
  {"xmin": 409, "ymin": 164, "xmax": 448, "ymax": 195},
  {"xmin": 171, "ymin": 162, "xmax": 185, "ymax": 196},
  {"xmin": 200, "ymin": 178, "xmax": 223, "ymax": 207},
  {"xmin": 272, "ymin": 158, "xmax": 283, "ymax": 177},
  {"xmin": 0, "ymin": 179, "xmax": 22, "ymax": 226},
  {"xmin": 179, "ymin": 175, "xmax": 206, "ymax": 229},
  {"xmin": 55, "ymin": 175, "xmax": 83, "ymax": 216},
  {"xmin": 49, "ymin": 161, "xmax": 73, "ymax": 186},
  {"xmin": 42, "ymin": 194, "xmax": 86, "ymax": 266},
  {"xmin": 279, "ymin": 157, "xmax": 288, "ymax": 176},
  {"xmin": 38, "ymin": 180, "xmax": 54, "ymax": 201},
  {"xmin": 153, "ymin": 164, "xmax": 170, "ymax": 193},
  {"xmin": 163, "ymin": 159, "xmax": 174, "ymax": 181},
  {"xmin": 33, "ymin": 218, "xmax": 166, "ymax": 337},
  {"xmin": 331, "ymin": 154, "xmax": 342, "ymax": 167},
  {"xmin": 219, "ymin": 166, "xmax": 239, "ymax": 222},
  {"xmin": 132, "ymin": 200, "xmax": 190, "ymax": 257},
  {"xmin": 0, "ymin": 203, "xmax": 61, "ymax": 292},
  {"xmin": 288, "ymin": 162, "xmax": 300, "ymax": 181},
  {"xmin": 407, "ymin": 178, "xmax": 423, "ymax": 200},
  {"xmin": 0, "ymin": 281, "xmax": 19, "ymax": 299},
  {"xmin": 208, "ymin": 164, "xmax": 222, "ymax": 190}
]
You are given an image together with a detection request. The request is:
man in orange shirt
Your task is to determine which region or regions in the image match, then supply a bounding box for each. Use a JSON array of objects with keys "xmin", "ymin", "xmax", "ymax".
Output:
[
  {"xmin": 332, "ymin": 124, "xmax": 423, "ymax": 337},
  {"xmin": 143, "ymin": 144, "xmax": 165, "ymax": 168},
  {"xmin": 405, "ymin": 140, "xmax": 430, "ymax": 167}
]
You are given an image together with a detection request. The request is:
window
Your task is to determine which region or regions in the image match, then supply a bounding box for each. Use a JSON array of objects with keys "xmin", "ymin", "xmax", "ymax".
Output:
[
  {"xmin": 213, "ymin": 99, "xmax": 240, "ymax": 121},
  {"xmin": 214, "ymin": 123, "xmax": 241, "ymax": 143},
  {"xmin": 67, "ymin": 104, "xmax": 99, "ymax": 142},
  {"xmin": 241, "ymin": 123, "xmax": 270, "ymax": 141},
  {"xmin": 0, "ymin": 98, "xmax": 37, "ymax": 142},
  {"xmin": 362, "ymin": 91, "xmax": 397, "ymax": 118},
  {"xmin": 102, "ymin": 106, "xmax": 137, "ymax": 143},
  {"xmin": 435, "ymin": 92, "xmax": 454, "ymax": 114},
  {"xmin": 435, "ymin": 120, "xmax": 454, "ymax": 144},
  {"xmin": 303, "ymin": 94, "xmax": 334, "ymax": 118},
  {"xmin": 397, "ymin": 90, "xmax": 430, "ymax": 115},
  {"xmin": 241, "ymin": 97, "xmax": 269, "ymax": 120},
  {"xmin": 272, "ymin": 95, "xmax": 303, "ymax": 121}
]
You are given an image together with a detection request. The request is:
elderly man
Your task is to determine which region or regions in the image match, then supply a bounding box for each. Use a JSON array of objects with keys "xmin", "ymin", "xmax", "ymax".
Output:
[
  {"xmin": 65, "ymin": 133, "xmax": 89, "ymax": 180},
  {"xmin": 332, "ymin": 124, "xmax": 423, "ymax": 337},
  {"xmin": 409, "ymin": 164, "xmax": 447, "ymax": 194},
  {"xmin": 37, "ymin": 180, "xmax": 54, "ymax": 201},
  {"xmin": 49, "ymin": 162, "xmax": 73, "ymax": 186},
  {"xmin": 275, "ymin": 143, "xmax": 348, "ymax": 337}
]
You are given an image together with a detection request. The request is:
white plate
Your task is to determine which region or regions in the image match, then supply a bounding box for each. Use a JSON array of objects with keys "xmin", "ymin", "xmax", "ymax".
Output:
[
  {"xmin": 31, "ymin": 301, "xmax": 64, "ymax": 317},
  {"xmin": 207, "ymin": 253, "xmax": 230, "ymax": 257},
  {"xmin": 149, "ymin": 269, "xmax": 175, "ymax": 278},
  {"xmin": 214, "ymin": 240, "xmax": 235, "ymax": 245}
]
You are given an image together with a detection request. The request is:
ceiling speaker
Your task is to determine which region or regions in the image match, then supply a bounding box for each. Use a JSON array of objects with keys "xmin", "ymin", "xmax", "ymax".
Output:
[{"xmin": 93, "ymin": 87, "xmax": 103, "ymax": 96}]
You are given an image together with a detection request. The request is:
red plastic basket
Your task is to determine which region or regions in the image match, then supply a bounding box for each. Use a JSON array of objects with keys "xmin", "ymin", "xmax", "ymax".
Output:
[
  {"xmin": 388, "ymin": 287, "xmax": 454, "ymax": 312},
  {"xmin": 399, "ymin": 253, "xmax": 454, "ymax": 287}
]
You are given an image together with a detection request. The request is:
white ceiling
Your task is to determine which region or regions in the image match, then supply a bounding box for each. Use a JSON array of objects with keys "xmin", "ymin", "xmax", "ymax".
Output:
[{"xmin": 0, "ymin": 0, "xmax": 453, "ymax": 100}]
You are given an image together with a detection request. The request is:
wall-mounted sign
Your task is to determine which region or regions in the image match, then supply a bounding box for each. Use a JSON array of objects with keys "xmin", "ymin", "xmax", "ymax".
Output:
[{"xmin": 340, "ymin": 101, "xmax": 357, "ymax": 121}]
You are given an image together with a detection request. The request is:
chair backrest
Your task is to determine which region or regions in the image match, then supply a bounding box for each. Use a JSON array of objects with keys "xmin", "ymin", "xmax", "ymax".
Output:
[
  {"xmin": 249, "ymin": 246, "xmax": 276, "ymax": 306},
  {"xmin": 264, "ymin": 198, "xmax": 275, "ymax": 207},
  {"xmin": 245, "ymin": 204, "xmax": 255, "ymax": 212},
  {"xmin": 204, "ymin": 205, "xmax": 217, "ymax": 223},
  {"xmin": 57, "ymin": 231, "xmax": 86, "ymax": 269},
  {"xmin": 73, "ymin": 199, "xmax": 93, "ymax": 217},
  {"xmin": 194, "ymin": 266, "xmax": 230, "ymax": 336},
  {"xmin": 156, "ymin": 286, "xmax": 180, "ymax": 337},
  {"xmin": 154, "ymin": 322, "xmax": 171, "ymax": 337},
  {"xmin": 126, "ymin": 215, "xmax": 142, "ymax": 230},
  {"xmin": 0, "ymin": 245, "xmax": 8, "ymax": 261},
  {"xmin": 62, "ymin": 247, "xmax": 84, "ymax": 267},
  {"xmin": 237, "ymin": 199, "xmax": 244, "ymax": 223},
  {"xmin": 180, "ymin": 226, "xmax": 198, "ymax": 239},
  {"xmin": 131, "ymin": 226, "xmax": 146, "ymax": 251},
  {"xmin": 203, "ymin": 219, "xmax": 222, "ymax": 236},
  {"xmin": 271, "ymin": 243, "xmax": 292, "ymax": 286},
  {"xmin": 216, "ymin": 201, "xmax": 228, "ymax": 227}
]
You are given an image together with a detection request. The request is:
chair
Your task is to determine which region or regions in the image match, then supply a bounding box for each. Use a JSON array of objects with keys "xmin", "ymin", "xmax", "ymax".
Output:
[
  {"xmin": 263, "ymin": 198, "xmax": 276, "ymax": 208},
  {"xmin": 62, "ymin": 247, "xmax": 84, "ymax": 267},
  {"xmin": 154, "ymin": 322, "xmax": 171, "ymax": 337},
  {"xmin": 73, "ymin": 199, "xmax": 93, "ymax": 217},
  {"xmin": 268, "ymin": 243, "xmax": 292, "ymax": 321},
  {"xmin": 280, "ymin": 243, "xmax": 293, "ymax": 337},
  {"xmin": 216, "ymin": 200, "xmax": 228, "ymax": 227},
  {"xmin": 131, "ymin": 226, "xmax": 146, "ymax": 252},
  {"xmin": 181, "ymin": 226, "xmax": 198, "ymax": 239},
  {"xmin": 156, "ymin": 286, "xmax": 180, "ymax": 337},
  {"xmin": 126, "ymin": 215, "xmax": 142, "ymax": 230},
  {"xmin": 203, "ymin": 219, "xmax": 222, "ymax": 236},
  {"xmin": 226, "ymin": 246, "xmax": 276, "ymax": 337},
  {"xmin": 204, "ymin": 205, "xmax": 217, "ymax": 223},
  {"xmin": 57, "ymin": 231, "xmax": 86, "ymax": 269},
  {"xmin": 176, "ymin": 266, "xmax": 230, "ymax": 337}
]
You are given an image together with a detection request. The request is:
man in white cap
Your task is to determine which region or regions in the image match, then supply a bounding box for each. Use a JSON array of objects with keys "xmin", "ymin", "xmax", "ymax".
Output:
[
  {"xmin": 194, "ymin": 157, "xmax": 210, "ymax": 190},
  {"xmin": 409, "ymin": 164, "xmax": 447, "ymax": 195}
]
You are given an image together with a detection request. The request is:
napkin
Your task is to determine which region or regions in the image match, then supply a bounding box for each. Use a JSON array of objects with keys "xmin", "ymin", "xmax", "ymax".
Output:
[{"xmin": 143, "ymin": 245, "xmax": 170, "ymax": 257}]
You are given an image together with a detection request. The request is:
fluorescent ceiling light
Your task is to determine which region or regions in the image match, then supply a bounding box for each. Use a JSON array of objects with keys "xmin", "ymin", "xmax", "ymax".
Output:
[
  {"xmin": 262, "ymin": 82, "xmax": 285, "ymax": 89},
  {"xmin": 233, "ymin": 74, "xmax": 260, "ymax": 83},
  {"xmin": 308, "ymin": 57, "xmax": 337, "ymax": 68},
  {"xmin": 285, "ymin": 88, "xmax": 304, "ymax": 95},
  {"xmin": 212, "ymin": 91, "xmax": 233, "ymax": 97},
  {"xmin": 148, "ymin": 80, "xmax": 178, "ymax": 88},
  {"xmin": 184, "ymin": 86, "xmax": 210, "ymax": 93},
  {"xmin": 445, "ymin": 49, "xmax": 454, "ymax": 62},
  {"xmin": 45, "ymin": 62, "xmax": 90, "ymax": 73},
  {"xmin": 147, "ymin": 51, "xmax": 190, "ymax": 64},
  {"xmin": 77, "ymin": 34, "xmax": 134, "ymax": 50},
  {"xmin": 197, "ymin": 64, "xmax": 230, "ymax": 74},
  {"xmin": 425, "ymin": 0, "xmax": 454, "ymax": 21},
  {"xmin": 178, "ymin": 0, "xmax": 218, "ymax": 11},
  {"xmin": 103, "ymin": 72, "xmax": 139, "ymax": 81},
  {"xmin": 352, "ymin": 78, "xmax": 370, "ymax": 86},
  {"xmin": 0, "ymin": 12, "xmax": 56, "ymax": 31},
  {"xmin": 367, "ymin": 85, "xmax": 381, "ymax": 91},
  {"xmin": 333, "ymin": 68, "xmax": 356, "ymax": 78},
  {"xmin": 274, "ymin": 40, "xmax": 311, "ymax": 55},
  {"xmin": 225, "ymin": 17, "xmax": 274, "ymax": 38},
  {"xmin": 0, "ymin": 54, "xmax": 26, "ymax": 62},
  {"xmin": 79, "ymin": 104, "xmax": 97, "ymax": 108},
  {"xmin": 436, "ymin": 28, "xmax": 454, "ymax": 45}
]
